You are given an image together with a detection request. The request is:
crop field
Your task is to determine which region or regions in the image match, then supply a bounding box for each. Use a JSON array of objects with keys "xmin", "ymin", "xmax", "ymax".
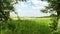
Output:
[{"xmin": 0, "ymin": 17, "xmax": 60, "ymax": 34}]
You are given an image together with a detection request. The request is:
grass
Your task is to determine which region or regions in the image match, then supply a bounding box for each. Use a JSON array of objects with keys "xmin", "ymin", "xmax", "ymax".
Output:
[
  {"xmin": 0, "ymin": 17, "xmax": 60, "ymax": 34},
  {"xmin": 58, "ymin": 19, "xmax": 60, "ymax": 34}
]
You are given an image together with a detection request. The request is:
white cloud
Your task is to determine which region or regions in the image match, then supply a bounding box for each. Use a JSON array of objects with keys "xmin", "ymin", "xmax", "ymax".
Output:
[
  {"xmin": 10, "ymin": 0, "xmax": 50, "ymax": 17},
  {"xmin": 19, "ymin": 2, "xmax": 27, "ymax": 7},
  {"xmin": 31, "ymin": 0, "xmax": 48, "ymax": 9}
]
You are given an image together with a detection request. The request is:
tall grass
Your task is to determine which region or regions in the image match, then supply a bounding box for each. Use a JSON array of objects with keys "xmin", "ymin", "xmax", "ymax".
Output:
[{"xmin": 0, "ymin": 18, "xmax": 55, "ymax": 34}]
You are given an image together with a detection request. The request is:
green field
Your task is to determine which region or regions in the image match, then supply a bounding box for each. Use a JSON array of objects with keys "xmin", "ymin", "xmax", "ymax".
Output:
[{"xmin": 0, "ymin": 18, "xmax": 60, "ymax": 34}]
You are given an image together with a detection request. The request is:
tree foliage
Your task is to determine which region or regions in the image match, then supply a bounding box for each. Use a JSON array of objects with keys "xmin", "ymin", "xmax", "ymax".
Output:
[
  {"xmin": 41, "ymin": 0, "xmax": 60, "ymax": 34},
  {"xmin": 0, "ymin": 0, "xmax": 27, "ymax": 21},
  {"xmin": 41, "ymin": 0, "xmax": 60, "ymax": 15},
  {"xmin": 0, "ymin": 0, "xmax": 14, "ymax": 21}
]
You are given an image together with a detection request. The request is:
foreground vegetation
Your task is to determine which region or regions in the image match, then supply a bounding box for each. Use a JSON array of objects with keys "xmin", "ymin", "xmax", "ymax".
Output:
[{"xmin": 0, "ymin": 18, "xmax": 60, "ymax": 34}]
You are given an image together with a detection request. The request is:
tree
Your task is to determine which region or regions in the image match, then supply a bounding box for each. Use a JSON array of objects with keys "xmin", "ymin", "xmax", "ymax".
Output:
[
  {"xmin": 0, "ymin": 0, "xmax": 14, "ymax": 21},
  {"xmin": 41, "ymin": 0, "xmax": 60, "ymax": 34},
  {"xmin": 0, "ymin": 0, "xmax": 27, "ymax": 34},
  {"xmin": 50, "ymin": 14, "xmax": 57, "ymax": 17},
  {"xmin": 0, "ymin": 0, "xmax": 27, "ymax": 21}
]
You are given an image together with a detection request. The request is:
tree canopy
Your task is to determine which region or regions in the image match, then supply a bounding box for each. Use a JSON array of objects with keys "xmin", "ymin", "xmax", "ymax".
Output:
[
  {"xmin": 41, "ymin": 0, "xmax": 60, "ymax": 34},
  {"xmin": 41, "ymin": 0, "xmax": 60, "ymax": 16},
  {"xmin": 0, "ymin": 0, "xmax": 27, "ymax": 21},
  {"xmin": 0, "ymin": 0, "xmax": 14, "ymax": 21}
]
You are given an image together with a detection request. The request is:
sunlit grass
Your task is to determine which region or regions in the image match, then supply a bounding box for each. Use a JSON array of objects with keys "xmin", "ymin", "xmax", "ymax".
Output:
[
  {"xmin": 9, "ymin": 19, "xmax": 52, "ymax": 34},
  {"xmin": 1, "ymin": 17, "xmax": 60, "ymax": 34}
]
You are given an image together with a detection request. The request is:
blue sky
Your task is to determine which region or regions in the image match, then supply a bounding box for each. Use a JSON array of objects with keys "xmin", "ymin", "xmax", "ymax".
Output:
[{"xmin": 10, "ymin": 0, "xmax": 51, "ymax": 17}]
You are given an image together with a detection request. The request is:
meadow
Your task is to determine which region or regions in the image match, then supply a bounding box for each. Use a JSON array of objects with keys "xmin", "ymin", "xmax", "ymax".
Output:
[{"xmin": 0, "ymin": 17, "xmax": 60, "ymax": 34}]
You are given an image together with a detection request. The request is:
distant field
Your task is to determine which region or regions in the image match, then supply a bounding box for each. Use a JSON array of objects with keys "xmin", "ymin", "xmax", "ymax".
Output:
[{"xmin": 10, "ymin": 17, "xmax": 51, "ymax": 20}]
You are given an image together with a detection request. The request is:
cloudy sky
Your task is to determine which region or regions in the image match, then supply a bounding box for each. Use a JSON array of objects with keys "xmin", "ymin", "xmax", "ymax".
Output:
[{"xmin": 10, "ymin": 0, "xmax": 51, "ymax": 17}]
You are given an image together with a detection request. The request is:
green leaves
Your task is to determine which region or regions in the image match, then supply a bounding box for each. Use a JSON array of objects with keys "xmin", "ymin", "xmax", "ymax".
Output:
[
  {"xmin": 0, "ymin": 0, "xmax": 15, "ymax": 21},
  {"xmin": 41, "ymin": 0, "xmax": 60, "ymax": 14},
  {"xmin": 19, "ymin": 0, "xmax": 27, "ymax": 2},
  {"xmin": 41, "ymin": 0, "xmax": 60, "ymax": 34}
]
